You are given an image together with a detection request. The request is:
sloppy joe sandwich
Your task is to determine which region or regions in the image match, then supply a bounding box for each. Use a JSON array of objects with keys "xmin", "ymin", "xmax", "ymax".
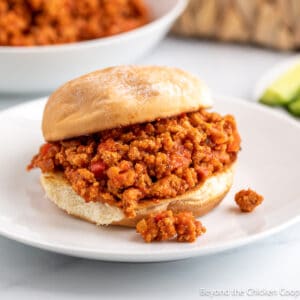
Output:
[{"xmin": 28, "ymin": 66, "xmax": 241, "ymax": 227}]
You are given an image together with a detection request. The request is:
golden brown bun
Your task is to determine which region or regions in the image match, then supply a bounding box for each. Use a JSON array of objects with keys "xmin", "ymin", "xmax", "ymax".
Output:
[
  {"xmin": 42, "ymin": 66, "xmax": 213, "ymax": 141},
  {"xmin": 40, "ymin": 166, "xmax": 234, "ymax": 228}
]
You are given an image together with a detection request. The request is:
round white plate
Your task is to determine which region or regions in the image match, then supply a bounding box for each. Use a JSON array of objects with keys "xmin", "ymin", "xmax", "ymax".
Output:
[{"xmin": 0, "ymin": 96, "xmax": 299, "ymax": 262}]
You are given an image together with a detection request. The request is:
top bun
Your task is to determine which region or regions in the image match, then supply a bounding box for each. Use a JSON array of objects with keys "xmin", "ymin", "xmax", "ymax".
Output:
[{"xmin": 42, "ymin": 65, "xmax": 213, "ymax": 141}]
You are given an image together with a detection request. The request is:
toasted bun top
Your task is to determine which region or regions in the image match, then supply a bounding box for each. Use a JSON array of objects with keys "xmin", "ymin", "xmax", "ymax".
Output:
[{"xmin": 42, "ymin": 65, "xmax": 213, "ymax": 141}]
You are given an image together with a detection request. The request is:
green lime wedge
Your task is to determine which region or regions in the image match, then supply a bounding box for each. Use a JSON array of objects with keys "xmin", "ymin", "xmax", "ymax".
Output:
[
  {"xmin": 287, "ymin": 96, "xmax": 300, "ymax": 117},
  {"xmin": 260, "ymin": 63, "xmax": 300, "ymax": 106}
]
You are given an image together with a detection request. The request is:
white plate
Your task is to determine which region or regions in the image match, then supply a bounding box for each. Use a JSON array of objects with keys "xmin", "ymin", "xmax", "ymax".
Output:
[
  {"xmin": 0, "ymin": 96, "xmax": 299, "ymax": 262},
  {"xmin": 0, "ymin": 0, "xmax": 187, "ymax": 93}
]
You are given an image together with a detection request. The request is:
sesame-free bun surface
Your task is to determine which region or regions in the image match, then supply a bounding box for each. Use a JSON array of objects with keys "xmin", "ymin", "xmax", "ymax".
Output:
[
  {"xmin": 40, "ymin": 166, "xmax": 234, "ymax": 227},
  {"xmin": 42, "ymin": 65, "xmax": 213, "ymax": 141}
]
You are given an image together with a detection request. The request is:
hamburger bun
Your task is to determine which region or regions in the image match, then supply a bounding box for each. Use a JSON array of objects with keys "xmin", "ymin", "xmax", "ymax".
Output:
[
  {"xmin": 41, "ymin": 166, "xmax": 234, "ymax": 227},
  {"xmin": 42, "ymin": 65, "xmax": 213, "ymax": 141},
  {"xmin": 35, "ymin": 65, "xmax": 238, "ymax": 228}
]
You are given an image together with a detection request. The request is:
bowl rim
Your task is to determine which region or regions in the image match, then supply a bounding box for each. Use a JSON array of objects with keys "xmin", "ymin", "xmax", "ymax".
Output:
[{"xmin": 0, "ymin": 0, "xmax": 187, "ymax": 53}]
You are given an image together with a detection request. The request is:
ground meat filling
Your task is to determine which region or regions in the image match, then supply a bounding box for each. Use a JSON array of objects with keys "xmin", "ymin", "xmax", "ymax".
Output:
[
  {"xmin": 28, "ymin": 108, "xmax": 241, "ymax": 218},
  {"xmin": 235, "ymin": 189, "xmax": 264, "ymax": 212},
  {"xmin": 136, "ymin": 210, "xmax": 206, "ymax": 243}
]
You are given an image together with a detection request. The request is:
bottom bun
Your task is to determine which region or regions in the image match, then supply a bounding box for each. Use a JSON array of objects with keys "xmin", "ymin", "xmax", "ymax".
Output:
[{"xmin": 41, "ymin": 166, "xmax": 234, "ymax": 227}]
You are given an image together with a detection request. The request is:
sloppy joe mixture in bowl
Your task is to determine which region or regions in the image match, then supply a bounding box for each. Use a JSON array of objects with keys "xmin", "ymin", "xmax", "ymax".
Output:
[
  {"xmin": 0, "ymin": 0, "xmax": 149, "ymax": 46},
  {"xmin": 0, "ymin": 0, "xmax": 187, "ymax": 93}
]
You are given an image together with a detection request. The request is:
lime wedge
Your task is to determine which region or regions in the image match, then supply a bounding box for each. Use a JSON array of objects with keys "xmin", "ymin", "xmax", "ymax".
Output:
[
  {"xmin": 287, "ymin": 96, "xmax": 300, "ymax": 117},
  {"xmin": 260, "ymin": 63, "xmax": 300, "ymax": 106}
]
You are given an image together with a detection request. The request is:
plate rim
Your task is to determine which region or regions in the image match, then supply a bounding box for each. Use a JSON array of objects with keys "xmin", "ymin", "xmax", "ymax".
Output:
[{"xmin": 0, "ymin": 94, "xmax": 299, "ymax": 262}]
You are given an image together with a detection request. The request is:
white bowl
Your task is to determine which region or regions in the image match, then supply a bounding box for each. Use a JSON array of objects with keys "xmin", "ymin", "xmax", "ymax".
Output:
[{"xmin": 0, "ymin": 0, "xmax": 187, "ymax": 93}]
